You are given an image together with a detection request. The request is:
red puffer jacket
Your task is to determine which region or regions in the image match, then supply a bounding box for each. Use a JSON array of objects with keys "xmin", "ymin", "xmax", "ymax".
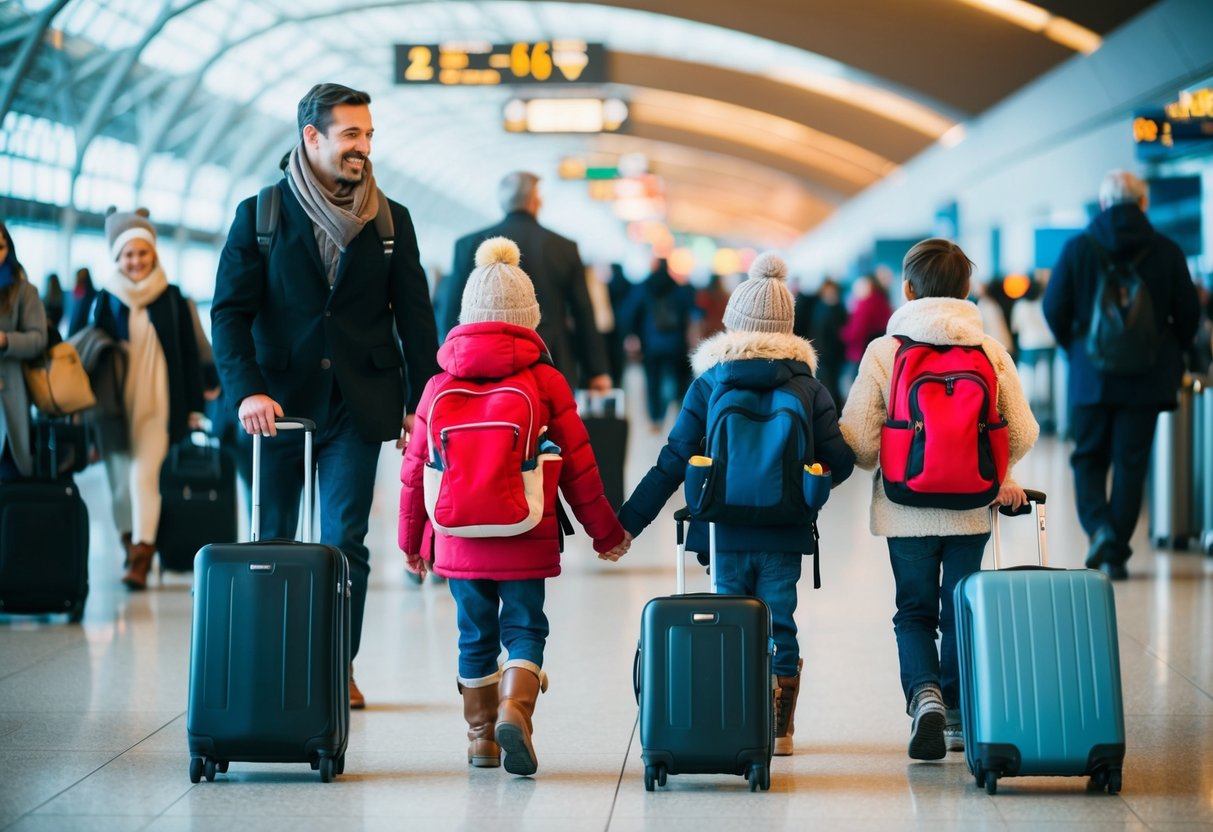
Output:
[{"xmin": 399, "ymin": 322, "xmax": 625, "ymax": 580}]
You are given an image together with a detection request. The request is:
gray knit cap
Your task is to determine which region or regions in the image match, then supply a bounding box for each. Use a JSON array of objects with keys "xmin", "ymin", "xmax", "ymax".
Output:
[
  {"xmin": 459, "ymin": 237, "xmax": 542, "ymax": 330},
  {"xmin": 104, "ymin": 207, "xmax": 156, "ymax": 261},
  {"xmin": 722, "ymin": 252, "xmax": 795, "ymax": 334}
]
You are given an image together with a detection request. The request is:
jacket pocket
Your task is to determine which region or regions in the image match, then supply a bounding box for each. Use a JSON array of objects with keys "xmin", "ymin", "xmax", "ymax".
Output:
[{"xmin": 371, "ymin": 344, "xmax": 403, "ymax": 369}]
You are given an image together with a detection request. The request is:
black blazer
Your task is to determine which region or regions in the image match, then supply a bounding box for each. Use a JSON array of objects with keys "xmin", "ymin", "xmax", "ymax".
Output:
[
  {"xmin": 439, "ymin": 211, "xmax": 607, "ymax": 386},
  {"xmin": 211, "ymin": 180, "xmax": 440, "ymax": 442}
]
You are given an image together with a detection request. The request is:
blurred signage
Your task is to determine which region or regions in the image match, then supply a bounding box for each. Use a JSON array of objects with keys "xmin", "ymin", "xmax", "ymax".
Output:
[
  {"xmin": 1134, "ymin": 88, "xmax": 1213, "ymax": 160},
  {"xmin": 503, "ymin": 98, "xmax": 627, "ymax": 134},
  {"xmin": 395, "ymin": 41, "xmax": 606, "ymax": 86},
  {"xmin": 558, "ymin": 154, "xmax": 648, "ymax": 180}
]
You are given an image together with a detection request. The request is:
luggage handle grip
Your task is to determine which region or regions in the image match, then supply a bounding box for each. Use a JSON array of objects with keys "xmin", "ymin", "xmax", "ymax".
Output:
[
  {"xmin": 673, "ymin": 506, "xmax": 715, "ymax": 594},
  {"xmin": 251, "ymin": 417, "xmax": 318, "ymax": 544},
  {"xmin": 991, "ymin": 488, "xmax": 1047, "ymax": 569},
  {"xmin": 632, "ymin": 642, "xmax": 641, "ymax": 705}
]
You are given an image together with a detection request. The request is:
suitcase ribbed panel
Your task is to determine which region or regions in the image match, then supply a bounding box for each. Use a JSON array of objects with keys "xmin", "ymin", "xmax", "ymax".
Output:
[
  {"xmin": 667, "ymin": 625, "xmax": 747, "ymax": 731},
  {"xmin": 960, "ymin": 569, "xmax": 1125, "ymax": 776}
]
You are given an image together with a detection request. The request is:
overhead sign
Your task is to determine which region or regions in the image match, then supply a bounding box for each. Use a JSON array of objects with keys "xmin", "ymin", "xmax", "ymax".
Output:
[
  {"xmin": 395, "ymin": 41, "xmax": 606, "ymax": 86},
  {"xmin": 502, "ymin": 98, "xmax": 627, "ymax": 134},
  {"xmin": 1134, "ymin": 88, "xmax": 1213, "ymax": 160}
]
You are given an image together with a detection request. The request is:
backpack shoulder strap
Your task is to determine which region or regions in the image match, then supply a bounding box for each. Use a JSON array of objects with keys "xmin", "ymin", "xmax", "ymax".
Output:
[
  {"xmin": 255, "ymin": 184, "xmax": 281, "ymax": 258},
  {"xmin": 374, "ymin": 189, "xmax": 395, "ymax": 264}
]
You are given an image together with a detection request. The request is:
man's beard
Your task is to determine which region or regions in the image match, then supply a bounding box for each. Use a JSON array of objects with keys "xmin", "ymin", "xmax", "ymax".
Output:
[{"xmin": 335, "ymin": 155, "xmax": 366, "ymax": 187}]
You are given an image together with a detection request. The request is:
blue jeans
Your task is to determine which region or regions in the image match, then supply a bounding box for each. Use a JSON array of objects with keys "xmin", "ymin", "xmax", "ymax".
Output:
[
  {"xmin": 258, "ymin": 394, "xmax": 382, "ymax": 659},
  {"xmin": 887, "ymin": 534, "xmax": 988, "ymax": 709},
  {"xmin": 448, "ymin": 578, "xmax": 548, "ymax": 679},
  {"xmin": 714, "ymin": 551, "xmax": 802, "ymax": 676}
]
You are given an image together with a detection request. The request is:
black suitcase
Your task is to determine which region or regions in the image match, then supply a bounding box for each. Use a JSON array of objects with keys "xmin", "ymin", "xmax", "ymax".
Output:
[
  {"xmin": 576, "ymin": 389, "xmax": 628, "ymax": 510},
  {"xmin": 187, "ymin": 418, "xmax": 350, "ymax": 783},
  {"xmin": 634, "ymin": 509, "xmax": 774, "ymax": 792},
  {"xmin": 0, "ymin": 478, "xmax": 89, "ymax": 622},
  {"xmin": 157, "ymin": 433, "xmax": 237, "ymax": 573},
  {"xmin": 0, "ymin": 420, "xmax": 90, "ymax": 622}
]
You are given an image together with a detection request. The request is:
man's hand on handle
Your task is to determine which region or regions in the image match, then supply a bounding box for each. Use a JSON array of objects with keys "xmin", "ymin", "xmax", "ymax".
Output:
[{"xmin": 239, "ymin": 394, "xmax": 284, "ymax": 437}]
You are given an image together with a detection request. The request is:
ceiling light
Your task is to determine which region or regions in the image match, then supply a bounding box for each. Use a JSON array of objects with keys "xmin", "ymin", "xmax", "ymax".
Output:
[{"xmin": 956, "ymin": 0, "xmax": 1102, "ymax": 54}]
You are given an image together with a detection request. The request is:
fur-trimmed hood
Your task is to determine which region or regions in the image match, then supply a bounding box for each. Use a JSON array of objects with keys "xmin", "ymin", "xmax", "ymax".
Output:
[
  {"xmin": 885, "ymin": 297, "xmax": 985, "ymax": 345},
  {"xmin": 691, "ymin": 330, "xmax": 818, "ymax": 376}
]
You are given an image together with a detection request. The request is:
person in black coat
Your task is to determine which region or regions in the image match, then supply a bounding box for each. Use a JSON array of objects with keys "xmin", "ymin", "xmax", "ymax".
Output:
[
  {"xmin": 437, "ymin": 171, "xmax": 611, "ymax": 393},
  {"xmin": 1043, "ymin": 169, "xmax": 1199, "ymax": 580},
  {"xmin": 211, "ymin": 84, "xmax": 440, "ymax": 707}
]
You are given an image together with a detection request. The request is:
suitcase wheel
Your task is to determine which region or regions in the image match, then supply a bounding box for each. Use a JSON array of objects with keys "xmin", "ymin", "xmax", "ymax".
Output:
[
  {"xmin": 319, "ymin": 755, "xmax": 336, "ymax": 783},
  {"xmin": 643, "ymin": 764, "xmax": 666, "ymax": 791},
  {"xmin": 67, "ymin": 600, "xmax": 85, "ymax": 624},
  {"xmin": 336, "ymin": 754, "xmax": 346, "ymax": 776},
  {"xmin": 985, "ymin": 772, "xmax": 998, "ymax": 795},
  {"xmin": 189, "ymin": 757, "xmax": 203, "ymax": 784},
  {"xmin": 746, "ymin": 764, "xmax": 769, "ymax": 792},
  {"xmin": 204, "ymin": 758, "xmax": 217, "ymax": 782},
  {"xmin": 217, "ymin": 760, "xmax": 229, "ymax": 774},
  {"xmin": 1108, "ymin": 770, "xmax": 1122, "ymax": 795}
]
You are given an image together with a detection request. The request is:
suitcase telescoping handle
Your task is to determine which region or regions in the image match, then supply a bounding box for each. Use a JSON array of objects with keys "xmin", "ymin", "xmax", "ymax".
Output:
[
  {"xmin": 673, "ymin": 506, "xmax": 717, "ymax": 594},
  {"xmin": 250, "ymin": 417, "xmax": 317, "ymax": 544},
  {"xmin": 990, "ymin": 488, "xmax": 1048, "ymax": 569}
]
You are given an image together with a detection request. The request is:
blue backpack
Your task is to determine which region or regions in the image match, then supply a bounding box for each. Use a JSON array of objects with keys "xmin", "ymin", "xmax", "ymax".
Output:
[{"xmin": 684, "ymin": 381, "xmax": 817, "ymax": 526}]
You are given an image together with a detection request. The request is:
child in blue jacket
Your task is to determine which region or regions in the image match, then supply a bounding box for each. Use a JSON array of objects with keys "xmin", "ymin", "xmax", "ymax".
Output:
[{"xmin": 618, "ymin": 253, "xmax": 855, "ymax": 756}]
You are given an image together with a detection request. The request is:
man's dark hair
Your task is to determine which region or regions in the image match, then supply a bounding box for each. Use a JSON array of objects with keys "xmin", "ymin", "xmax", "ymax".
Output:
[
  {"xmin": 296, "ymin": 83, "xmax": 372, "ymax": 140},
  {"xmin": 902, "ymin": 238, "xmax": 973, "ymax": 299}
]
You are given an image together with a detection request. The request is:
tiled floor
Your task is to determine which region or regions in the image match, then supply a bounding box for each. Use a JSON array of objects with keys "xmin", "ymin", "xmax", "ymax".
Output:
[{"xmin": 2, "ymin": 372, "xmax": 1213, "ymax": 831}]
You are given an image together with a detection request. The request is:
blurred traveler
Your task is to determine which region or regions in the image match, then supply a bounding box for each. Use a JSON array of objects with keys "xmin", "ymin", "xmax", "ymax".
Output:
[
  {"xmin": 90, "ymin": 208, "xmax": 205, "ymax": 589},
  {"xmin": 438, "ymin": 171, "xmax": 611, "ymax": 393},
  {"xmin": 1010, "ymin": 279, "xmax": 1057, "ymax": 432},
  {"xmin": 839, "ymin": 274, "xmax": 893, "ymax": 398},
  {"xmin": 67, "ymin": 267, "xmax": 97, "ymax": 337},
  {"xmin": 1043, "ymin": 169, "xmax": 1199, "ymax": 581},
  {"xmin": 808, "ymin": 278, "xmax": 847, "ymax": 409},
  {"xmin": 695, "ymin": 272, "xmax": 730, "ymax": 341},
  {"xmin": 211, "ymin": 83, "xmax": 440, "ymax": 708},
  {"xmin": 605, "ymin": 263, "xmax": 632, "ymax": 386},
  {"xmin": 621, "ymin": 258, "xmax": 697, "ymax": 431},
  {"xmin": 0, "ymin": 222, "xmax": 48, "ymax": 482},
  {"xmin": 973, "ymin": 278, "xmax": 1014, "ymax": 355},
  {"xmin": 42, "ymin": 272, "xmax": 65, "ymax": 331}
]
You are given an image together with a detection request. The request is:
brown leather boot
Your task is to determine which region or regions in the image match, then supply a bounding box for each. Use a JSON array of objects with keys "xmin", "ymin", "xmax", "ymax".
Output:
[
  {"xmin": 774, "ymin": 658, "xmax": 803, "ymax": 756},
  {"xmin": 122, "ymin": 542, "xmax": 154, "ymax": 590},
  {"xmin": 459, "ymin": 679, "xmax": 501, "ymax": 767},
  {"xmin": 495, "ymin": 664, "xmax": 547, "ymax": 776}
]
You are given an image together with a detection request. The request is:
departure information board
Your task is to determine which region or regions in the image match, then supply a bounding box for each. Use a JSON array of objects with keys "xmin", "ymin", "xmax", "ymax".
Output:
[{"xmin": 394, "ymin": 41, "xmax": 606, "ymax": 86}]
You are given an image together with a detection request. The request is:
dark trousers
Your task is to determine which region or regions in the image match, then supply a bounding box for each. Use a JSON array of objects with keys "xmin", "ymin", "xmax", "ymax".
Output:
[
  {"xmin": 258, "ymin": 394, "xmax": 382, "ymax": 659},
  {"xmin": 1070, "ymin": 404, "xmax": 1159, "ymax": 560},
  {"xmin": 642, "ymin": 351, "xmax": 690, "ymax": 426}
]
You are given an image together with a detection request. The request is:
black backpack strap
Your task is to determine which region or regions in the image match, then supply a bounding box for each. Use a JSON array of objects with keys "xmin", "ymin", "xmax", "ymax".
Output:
[
  {"xmin": 255, "ymin": 184, "xmax": 281, "ymax": 258},
  {"xmin": 374, "ymin": 189, "xmax": 395, "ymax": 264},
  {"xmin": 811, "ymin": 520, "xmax": 821, "ymax": 589}
]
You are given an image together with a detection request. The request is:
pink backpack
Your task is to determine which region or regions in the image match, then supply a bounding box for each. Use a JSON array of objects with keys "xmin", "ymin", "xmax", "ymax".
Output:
[
  {"xmin": 423, "ymin": 362, "xmax": 561, "ymax": 537},
  {"xmin": 880, "ymin": 336, "xmax": 1009, "ymax": 510}
]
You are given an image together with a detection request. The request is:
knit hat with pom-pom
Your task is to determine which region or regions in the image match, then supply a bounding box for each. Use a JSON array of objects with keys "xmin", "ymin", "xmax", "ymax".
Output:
[
  {"xmin": 105, "ymin": 207, "xmax": 156, "ymax": 261},
  {"xmin": 459, "ymin": 236, "xmax": 541, "ymax": 330},
  {"xmin": 722, "ymin": 252, "xmax": 795, "ymax": 334}
]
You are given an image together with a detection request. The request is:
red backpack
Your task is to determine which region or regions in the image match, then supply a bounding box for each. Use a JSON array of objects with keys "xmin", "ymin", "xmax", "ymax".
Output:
[
  {"xmin": 879, "ymin": 336, "xmax": 1009, "ymax": 509},
  {"xmin": 423, "ymin": 360, "xmax": 561, "ymax": 538}
]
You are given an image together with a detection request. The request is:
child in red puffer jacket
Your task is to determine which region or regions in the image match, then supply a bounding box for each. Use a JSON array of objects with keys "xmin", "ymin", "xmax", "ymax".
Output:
[{"xmin": 399, "ymin": 237, "xmax": 627, "ymax": 777}]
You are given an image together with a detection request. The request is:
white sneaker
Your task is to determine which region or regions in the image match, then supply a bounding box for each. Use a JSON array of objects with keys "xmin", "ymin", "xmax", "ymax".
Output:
[{"xmin": 907, "ymin": 685, "xmax": 946, "ymax": 760}]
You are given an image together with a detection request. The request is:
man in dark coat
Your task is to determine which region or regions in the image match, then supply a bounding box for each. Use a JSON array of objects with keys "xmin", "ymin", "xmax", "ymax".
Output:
[
  {"xmin": 437, "ymin": 171, "xmax": 611, "ymax": 392},
  {"xmin": 211, "ymin": 83, "xmax": 440, "ymax": 706},
  {"xmin": 1043, "ymin": 169, "xmax": 1198, "ymax": 580}
]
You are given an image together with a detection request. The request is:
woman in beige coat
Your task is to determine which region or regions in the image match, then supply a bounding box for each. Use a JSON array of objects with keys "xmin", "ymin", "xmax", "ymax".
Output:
[{"xmin": 0, "ymin": 221, "xmax": 48, "ymax": 481}]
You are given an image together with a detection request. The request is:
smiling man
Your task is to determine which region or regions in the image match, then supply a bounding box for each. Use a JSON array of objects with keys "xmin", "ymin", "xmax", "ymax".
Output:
[{"xmin": 211, "ymin": 83, "xmax": 440, "ymax": 709}]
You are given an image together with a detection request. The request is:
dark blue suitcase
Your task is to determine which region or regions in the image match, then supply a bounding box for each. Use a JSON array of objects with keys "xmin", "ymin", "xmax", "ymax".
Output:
[
  {"xmin": 955, "ymin": 490, "xmax": 1126, "ymax": 795},
  {"xmin": 0, "ymin": 478, "xmax": 89, "ymax": 622},
  {"xmin": 634, "ymin": 509, "xmax": 774, "ymax": 792},
  {"xmin": 186, "ymin": 419, "xmax": 350, "ymax": 783}
]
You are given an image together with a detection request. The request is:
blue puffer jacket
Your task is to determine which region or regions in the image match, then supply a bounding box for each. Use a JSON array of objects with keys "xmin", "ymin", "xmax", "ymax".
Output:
[
  {"xmin": 619, "ymin": 330, "xmax": 855, "ymax": 554},
  {"xmin": 1042, "ymin": 203, "xmax": 1199, "ymax": 410}
]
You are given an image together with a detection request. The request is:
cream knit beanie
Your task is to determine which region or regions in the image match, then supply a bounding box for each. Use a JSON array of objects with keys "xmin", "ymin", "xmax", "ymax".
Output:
[
  {"xmin": 459, "ymin": 237, "xmax": 542, "ymax": 330},
  {"xmin": 105, "ymin": 207, "xmax": 157, "ymax": 261},
  {"xmin": 722, "ymin": 252, "xmax": 795, "ymax": 334}
]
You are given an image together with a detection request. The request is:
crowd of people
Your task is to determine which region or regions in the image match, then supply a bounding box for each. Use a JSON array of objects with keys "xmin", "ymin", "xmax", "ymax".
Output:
[{"xmin": 1, "ymin": 81, "xmax": 1205, "ymax": 779}]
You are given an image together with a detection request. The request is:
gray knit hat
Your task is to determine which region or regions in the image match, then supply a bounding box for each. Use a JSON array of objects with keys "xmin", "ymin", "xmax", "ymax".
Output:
[
  {"xmin": 459, "ymin": 237, "xmax": 541, "ymax": 330},
  {"xmin": 722, "ymin": 252, "xmax": 795, "ymax": 334},
  {"xmin": 105, "ymin": 207, "xmax": 156, "ymax": 261}
]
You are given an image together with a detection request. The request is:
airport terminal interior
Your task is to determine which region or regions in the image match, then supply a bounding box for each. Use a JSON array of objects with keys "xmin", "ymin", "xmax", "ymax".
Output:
[{"xmin": 3, "ymin": 0, "xmax": 1213, "ymax": 829}]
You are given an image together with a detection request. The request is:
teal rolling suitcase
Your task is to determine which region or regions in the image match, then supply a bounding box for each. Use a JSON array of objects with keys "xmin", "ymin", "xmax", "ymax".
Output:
[{"xmin": 955, "ymin": 490, "xmax": 1126, "ymax": 795}]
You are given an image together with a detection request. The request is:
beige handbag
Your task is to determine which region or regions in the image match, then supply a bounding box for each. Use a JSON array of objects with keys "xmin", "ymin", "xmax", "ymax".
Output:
[{"xmin": 23, "ymin": 341, "xmax": 97, "ymax": 416}]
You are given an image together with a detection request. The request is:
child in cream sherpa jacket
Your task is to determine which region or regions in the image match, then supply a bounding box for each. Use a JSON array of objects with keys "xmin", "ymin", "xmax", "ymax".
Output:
[{"xmin": 839, "ymin": 238, "xmax": 1038, "ymax": 762}]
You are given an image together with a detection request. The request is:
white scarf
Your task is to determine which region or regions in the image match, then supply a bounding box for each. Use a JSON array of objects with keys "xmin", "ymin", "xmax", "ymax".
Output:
[{"xmin": 104, "ymin": 264, "xmax": 170, "ymax": 446}]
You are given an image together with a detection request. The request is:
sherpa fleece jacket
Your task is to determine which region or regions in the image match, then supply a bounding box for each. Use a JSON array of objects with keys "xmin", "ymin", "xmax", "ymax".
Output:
[
  {"xmin": 618, "ymin": 330, "xmax": 855, "ymax": 554},
  {"xmin": 839, "ymin": 296, "xmax": 1039, "ymax": 538}
]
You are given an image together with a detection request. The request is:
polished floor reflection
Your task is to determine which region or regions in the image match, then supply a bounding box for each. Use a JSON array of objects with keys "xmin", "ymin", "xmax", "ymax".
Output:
[{"xmin": 2, "ymin": 372, "xmax": 1212, "ymax": 831}]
